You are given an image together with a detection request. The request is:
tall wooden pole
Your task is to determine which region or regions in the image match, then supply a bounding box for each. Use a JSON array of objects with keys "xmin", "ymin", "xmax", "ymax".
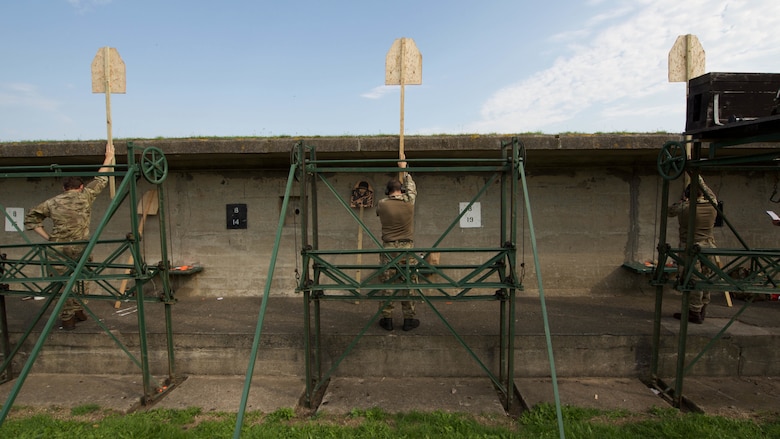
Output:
[
  {"xmin": 385, "ymin": 37, "xmax": 421, "ymax": 179},
  {"xmin": 399, "ymin": 40, "xmax": 406, "ymax": 179},
  {"xmin": 92, "ymin": 47, "xmax": 125, "ymax": 197},
  {"xmin": 102, "ymin": 47, "xmax": 116, "ymax": 197},
  {"xmin": 668, "ymin": 34, "xmax": 705, "ymax": 185}
]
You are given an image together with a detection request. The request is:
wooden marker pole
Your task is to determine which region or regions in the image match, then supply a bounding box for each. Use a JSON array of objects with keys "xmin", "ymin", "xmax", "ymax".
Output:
[
  {"xmin": 115, "ymin": 190, "xmax": 158, "ymax": 308},
  {"xmin": 386, "ymin": 38, "xmax": 422, "ymax": 178},
  {"xmin": 668, "ymin": 34, "xmax": 705, "ymax": 181},
  {"xmin": 350, "ymin": 181, "xmax": 374, "ymax": 304},
  {"xmin": 103, "ymin": 48, "xmax": 115, "ymax": 197},
  {"xmin": 91, "ymin": 47, "xmax": 126, "ymax": 198},
  {"xmin": 399, "ymin": 40, "xmax": 406, "ymax": 179}
]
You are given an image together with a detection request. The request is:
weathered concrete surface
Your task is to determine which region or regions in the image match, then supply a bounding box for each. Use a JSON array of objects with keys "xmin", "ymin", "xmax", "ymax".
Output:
[
  {"xmin": 0, "ymin": 374, "xmax": 143, "ymax": 413},
  {"xmin": 318, "ymin": 377, "xmax": 507, "ymax": 416},
  {"xmin": 3, "ymin": 135, "xmax": 780, "ymax": 422},
  {"xmin": 153, "ymin": 375, "xmax": 304, "ymax": 413},
  {"xmin": 1, "ymin": 374, "xmax": 777, "ymax": 420},
  {"xmin": 1, "ymin": 290, "xmax": 780, "ymax": 419},
  {"xmin": 4, "ymin": 134, "xmax": 780, "ymax": 299},
  {"xmin": 0, "ymin": 134, "xmax": 680, "ymax": 169},
  {"xmin": 3, "ymin": 291, "xmax": 780, "ymax": 379},
  {"xmin": 517, "ymin": 377, "xmax": 665, "ymax": 413},
  {"xmin": 0, "ymin": 374, "xmax": 304, "ymax": 414},
  {"xmin": 682, "ymin": 376, "xmax": 780, "ymax": 417}
]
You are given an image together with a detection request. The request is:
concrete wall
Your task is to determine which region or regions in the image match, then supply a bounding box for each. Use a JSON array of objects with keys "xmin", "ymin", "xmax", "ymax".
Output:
[{"xmin": 3, "ymin": 135, "xmax": 780, "ymax": 298}]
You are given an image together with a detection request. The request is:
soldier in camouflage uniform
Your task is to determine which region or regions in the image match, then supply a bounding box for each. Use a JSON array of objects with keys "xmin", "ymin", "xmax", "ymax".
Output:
[
  {"xmin": 668, "ymin": 174, "xmax": 719, "ymax": 324},
  {"xmin": 24, "ymin": 144, "xmax": 115, "ymax": 330},
  {"xmin": 376, "ymin": 159, "xmax": 420, "ymax": 332}
]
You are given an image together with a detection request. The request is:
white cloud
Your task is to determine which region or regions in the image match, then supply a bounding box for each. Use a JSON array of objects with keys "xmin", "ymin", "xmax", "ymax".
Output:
[
  {"xmin": 0, "ymin": 83, "xmax": 74, "ymax": 141},
  {"xmin": 361, "ymin": 85, "xmax": 393, "ymax": 100},
  {"xmin": 601, "ymin": 102, "xmax": 678, "ymax": 120},
  {"xmin": 67, "ymin": 0, "xmax": 112, "ymax": 14},
  {"xmin": 469, "ymin": 0, "xmax": 780, "ymax": 134},
  {"xmin": 0, "ymin": 83, "xmax": 61, "ymax": 111}
]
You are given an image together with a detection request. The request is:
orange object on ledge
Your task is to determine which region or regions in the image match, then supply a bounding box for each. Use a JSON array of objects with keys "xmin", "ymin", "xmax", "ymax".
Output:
[{"xmin": 170, "ymin": 265, "xmax": 203, "ymax": 275}]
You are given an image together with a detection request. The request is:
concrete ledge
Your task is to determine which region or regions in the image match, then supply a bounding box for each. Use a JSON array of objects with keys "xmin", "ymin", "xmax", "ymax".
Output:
[
  {"xmin": 319, "ymin": 376, "xmax": 507, "ymax": 416},
  {"xmin": 2, "ymin": 374, "xmax": 777, "ymax": 419},
  {"xmin": 0, "ymin": 134, "xmax": 729, "ymax": 170},
  {"xmin": 4, "ymin": 293, "xmax": 780, "ymax": 379}
]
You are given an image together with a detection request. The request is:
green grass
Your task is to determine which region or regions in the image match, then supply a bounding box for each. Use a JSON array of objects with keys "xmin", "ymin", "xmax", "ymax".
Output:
[{"xmin": 1, "ymin": 404, "xmax": 778, "ymax": 438}]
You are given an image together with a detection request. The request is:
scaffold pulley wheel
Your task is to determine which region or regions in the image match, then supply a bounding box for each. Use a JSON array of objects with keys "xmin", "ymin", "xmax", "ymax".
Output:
[
  {"xmin": 518, "ymin": 140, "xmax": 527, "ymax": 176},
  {"xmin": 290, "ymin": 143, "xmax": 305, "ymax": 182},
  {"xmin": 657, "ymin": 141, "xmax": 686, "ymax": 180},
  {"xmin": 141, "ymin": 147, "xmax": 168, "ymax": 184}
]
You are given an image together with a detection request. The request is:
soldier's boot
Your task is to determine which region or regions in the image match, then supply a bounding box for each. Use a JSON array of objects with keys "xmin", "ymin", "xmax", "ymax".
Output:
[
  {"xmin": 402, "ymin": 318, "xmax": 420, "ymax": 331},
  {"xmin": 61, "ymin": 317, "xmax": 76, "ymax": 331},
  {"xmin": 75, "ymin": 310, "xmax": 88, "ymax": 321},
  {"xmin": 673, "ymin": 310, "xmax": 704, "ymax": 324},
  {"xmin": 379, "ymin": 318, "xmax": 394, "ymax": 331}
]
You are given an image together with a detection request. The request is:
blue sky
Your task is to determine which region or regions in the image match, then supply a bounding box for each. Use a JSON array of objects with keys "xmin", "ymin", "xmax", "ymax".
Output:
[{"xmin": 1, "ymin": 0, "xmax": 779, "ymax": 141}]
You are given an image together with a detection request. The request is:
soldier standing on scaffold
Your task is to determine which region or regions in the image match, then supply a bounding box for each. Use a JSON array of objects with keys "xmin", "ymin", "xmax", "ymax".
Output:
[
  {"xmin": 24, "ymin": 143, "xmax": 115, "ymax": 330},
  {"xmin": 376, "ymin": 158, "xmax": 420, "ymax": 332},
  {"xmin": 668, "ymin": 173, "xmax": 718, "ymax": 324}
]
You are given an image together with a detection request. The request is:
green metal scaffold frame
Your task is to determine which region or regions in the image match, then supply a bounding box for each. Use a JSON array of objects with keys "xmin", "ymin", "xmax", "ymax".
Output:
[
  {"xmin": 651, "ymin": 115, "xmax": 780, "ymax": 408},
  {"xmin": 0, "ymin": 142, "xmax": 179, "ymax": 425},
  {"xmin": 234, "ymin": 138, "xmax": 566, "ymax": 439}
]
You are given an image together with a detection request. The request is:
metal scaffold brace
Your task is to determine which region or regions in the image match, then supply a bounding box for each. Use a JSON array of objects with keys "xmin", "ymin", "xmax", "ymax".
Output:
[
  {"xmin": 0, "ymin": 142, "xmax": 179, "ymax": 425},
  {"xmin": 233, "ymin": 138, "xmax": 566, "ymax": 439},
  {"xmin": 650, "ymin": 114, "xmax": 780, "ymax": 409}
]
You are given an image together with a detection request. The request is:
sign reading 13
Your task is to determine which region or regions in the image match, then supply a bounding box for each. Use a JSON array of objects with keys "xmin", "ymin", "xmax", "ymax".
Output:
[{"xmin": 458, "ymin": 202, "xmax": 481, "ymax": 228}]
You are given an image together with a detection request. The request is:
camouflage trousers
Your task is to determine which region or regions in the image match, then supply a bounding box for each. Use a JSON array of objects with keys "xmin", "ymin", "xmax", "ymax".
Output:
[
  {"xmin": 50, "ymin": 244, "xmax": 89, "ymax": 320},
  {"xmin": 378, "ymin": 240, "xmax": 418, "ymax": 319},
  {"xmin": 678, "ymin": 238, "xmax": 719, "ymax": 313}
]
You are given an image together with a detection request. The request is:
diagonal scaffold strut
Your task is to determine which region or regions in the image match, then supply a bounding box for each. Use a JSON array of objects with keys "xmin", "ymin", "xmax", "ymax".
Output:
[
  {"xmin": 650, "ymin": 117, "xmax": 780, "ymax": 409},
  {"xmin": 0, "ymin": 142, "xmax": 179, "ymax": 425},
  {"xmin": 234, "ymin": 138, "xmax": 565, "ymax": 439}
]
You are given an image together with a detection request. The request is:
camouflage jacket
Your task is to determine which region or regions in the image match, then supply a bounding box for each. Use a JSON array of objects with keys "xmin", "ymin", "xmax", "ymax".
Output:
[
  {"xmin": 668, "ymin": 176, "xmax": 718, "ymax": 244},
  {"xmin": 376, "ymin": 173, "xmax": 417, "ymax": 242},
  {"xmin": 24, "ymin": 176, "xmax": 108, "ymax": 242}
]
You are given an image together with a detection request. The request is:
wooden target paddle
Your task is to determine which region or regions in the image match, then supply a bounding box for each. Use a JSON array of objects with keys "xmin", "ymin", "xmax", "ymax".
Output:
[
  {"xmin": 91, "ymin": 46, "xmax": 126, "ymax": 198},
  {"xmin": 668, "ymin": 34, "xmax": 705, "ymax": 183},
  {"xmin": 386, "ymin": 37, "xmax": 422, "ymax": 179}
]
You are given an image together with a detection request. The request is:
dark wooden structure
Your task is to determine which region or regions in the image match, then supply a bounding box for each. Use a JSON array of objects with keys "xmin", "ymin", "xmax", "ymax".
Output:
[{"xmin": 686, "ymin": 72, "xmax": 780, "ymax": 131}]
